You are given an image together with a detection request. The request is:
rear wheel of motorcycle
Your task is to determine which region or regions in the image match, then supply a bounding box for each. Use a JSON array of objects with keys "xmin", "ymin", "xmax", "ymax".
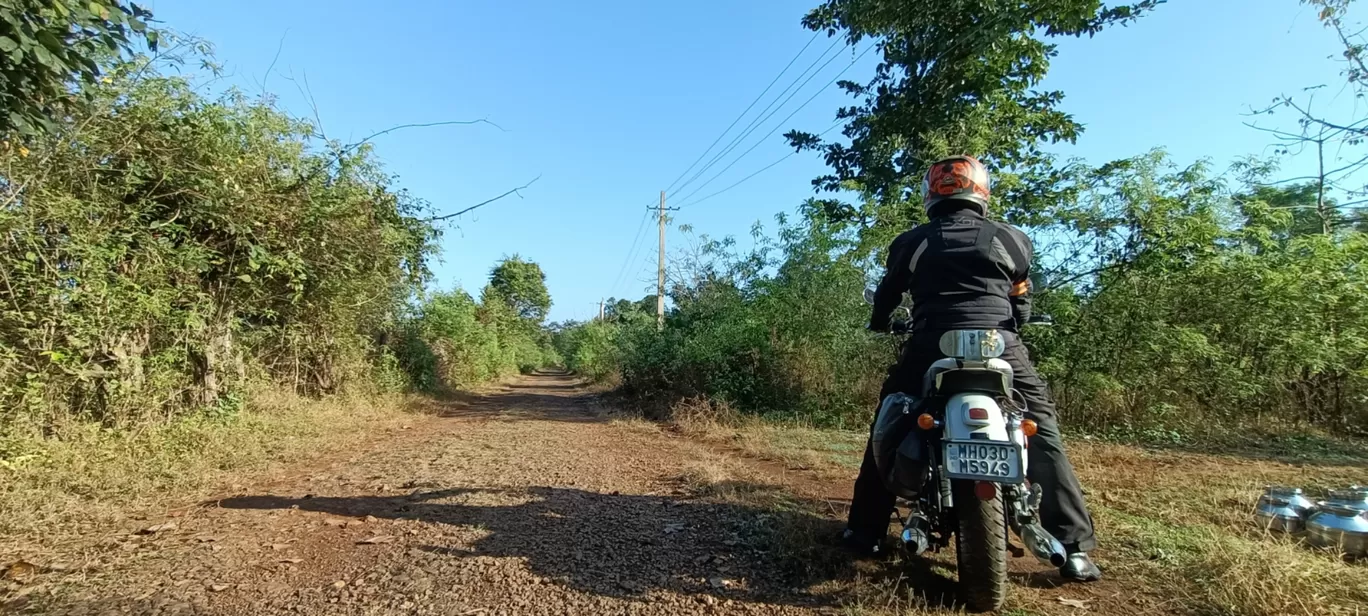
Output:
[{"xmin": 952, "ymin": 479, "xmax": 1008, "ymax": 613}]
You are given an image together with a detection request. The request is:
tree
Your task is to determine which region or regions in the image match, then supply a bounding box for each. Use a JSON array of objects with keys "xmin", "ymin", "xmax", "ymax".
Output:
[
  {"xmin": 1247, "ymin": 1, "xmax": 1368, "ymax": 210},
  {"xmin": 786, "ymin": 0, "xmax": 1158, "ymax": 233},
  {"xmin": 0, "ymin": 0, "xmax": 157, "ymax": 136},
  {"xmin": 487, "ymin": 256, "xmax": 551, "ymax": 324},
  {"xmin": 0, "ymin": 60, "xmax": 440, "ymax": 426},
  {"xmin": 1236, "ymin": 183, "xmax": 1363, "ymax": 239},
  {"xmin": 604, "ymin": 296, "xmax": 654, "ymax": 322}
]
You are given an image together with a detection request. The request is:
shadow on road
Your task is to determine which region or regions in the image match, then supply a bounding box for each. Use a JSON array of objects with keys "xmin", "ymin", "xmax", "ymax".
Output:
[{"xmin": 215, "ymin": 484, "xmax": 962, "ymax": 610}]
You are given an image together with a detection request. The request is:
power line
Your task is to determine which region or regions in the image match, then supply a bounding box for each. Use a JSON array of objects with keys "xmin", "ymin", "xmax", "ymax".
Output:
[
  {"xmin": 612, "ymin": 38, "xmax": 838, "ymax": 301},
  {"xmin": 619, "ymin": 218, "xmax": 657, "ymax": 296},
  {"xmin": 610, "ymin": 36, "xmax": 875, "ymax": 304},
  {"xmin": 609, "ymin": 209, "xmax": 652, "ymax": 295},
  {"xmin": 683, "ymin": 155, "xmax": 799, "ymax": 209},
  {"xmin": 669, "ymin": 14, "xmax": 1010, "ymax": 209},
  {"xmin": 672, "ymin": 37, "xmax": 848, "ymax": 197},
  {"xmin": 675, "ymin": 13, "xmax": 1014, "ymax": 207},
  {"xmin": 611, "ymin": 37, "xmax": 832, "ymax": 301},
  {"xmin": 672, "ymin": 38, "xmax": 846, "ymax": 197},
  {"xmin": 675, "ymin": 45, "xmax": 874, "ymax": 205},
  {"xmin": 678, "ymin": 121, "xmax": 846, "ymax": 209},
  {"xmin": 663, "ymin": 30, "xmax": 822, "ymax": 196},
  {"xmin": 610, "ymin": 207, "xmax": 653, "ymax": 293}
]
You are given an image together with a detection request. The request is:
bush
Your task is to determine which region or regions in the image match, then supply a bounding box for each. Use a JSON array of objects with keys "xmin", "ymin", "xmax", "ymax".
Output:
[
  {"xmin": 390, "ymin": 283, "xmax": 559, "ymax": 393},
  {"xmin": 0, "ymin": 49, "xmax": 559, "ymax": 436},
  {"xmin": 559, "ymin": 218, "xmax": 894, "ymax": 428},
  {"xmin": 1031, "ymin": 162, "xmax": 1368, "ymax": 434},
  {"xmin": 554, "ymin": 320, "xmax": 621, "ymax": 381},
  {"xmin": 558, "ymin": 153, "xmax": 1368, "ymax": 439},
  {"xmin": 0, "ymin": 56, "xmax": 436, "ymax": 434}
]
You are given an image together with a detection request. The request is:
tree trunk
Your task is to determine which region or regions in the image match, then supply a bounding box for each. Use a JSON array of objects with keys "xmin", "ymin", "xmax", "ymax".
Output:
[{"xmin": 190, "ymin": 311, "xmax": 235, "ymax": 407}]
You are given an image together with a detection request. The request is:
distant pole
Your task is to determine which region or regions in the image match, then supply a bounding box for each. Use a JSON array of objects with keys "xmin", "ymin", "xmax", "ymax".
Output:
[
  {"xmin": 657, "ymin": 191, "xmax": 667, "ymax": 331},
  {"xmin": 598, "ymin": 299, "xmax": 605, "ymax": 322},
  {"xmin": 647, "ymin": 192, "xmax": 677, "ymax": 332}
]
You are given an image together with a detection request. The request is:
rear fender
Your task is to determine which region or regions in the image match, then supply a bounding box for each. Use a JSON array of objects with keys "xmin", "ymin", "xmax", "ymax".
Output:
[{"xmin": 943, "ymin": 393, "xmax": 1009, "ymax": 442}]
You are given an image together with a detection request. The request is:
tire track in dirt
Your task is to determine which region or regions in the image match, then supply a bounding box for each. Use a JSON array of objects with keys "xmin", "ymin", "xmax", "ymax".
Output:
[
  {"xmin": 11, "ymin": 374, "xmax": 1165, "ymax": 615},
  {"xmin": 15, "ymin": 376, "xmax": 846, "ymax": 615}
]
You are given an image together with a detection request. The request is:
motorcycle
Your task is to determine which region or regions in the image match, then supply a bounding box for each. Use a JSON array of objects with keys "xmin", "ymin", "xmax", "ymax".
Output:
[{"xmin": 862, "ymin": 288, "xmax": 1062, "ymax": 613}]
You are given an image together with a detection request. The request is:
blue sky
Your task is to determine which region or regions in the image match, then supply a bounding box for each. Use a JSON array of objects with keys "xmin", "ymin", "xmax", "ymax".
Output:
[{"xmin": 146, "ymin": 0, "xmax": 1356, "ymax": 322}]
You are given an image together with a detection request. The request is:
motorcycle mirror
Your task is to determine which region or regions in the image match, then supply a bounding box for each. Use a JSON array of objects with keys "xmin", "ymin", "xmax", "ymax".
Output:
[
  {"xmin": 862, "ymin": 288, "xmax": 876, "ymax": 305},
  {"xmin": 1028, "ymin": 314, "xmax": 1055, "ymax": 326}
]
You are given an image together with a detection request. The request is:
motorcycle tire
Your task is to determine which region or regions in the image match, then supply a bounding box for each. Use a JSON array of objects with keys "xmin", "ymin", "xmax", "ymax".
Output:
[{"xmin": 952, "ymin": 479, "xmax": 1008, "ymax": 612}]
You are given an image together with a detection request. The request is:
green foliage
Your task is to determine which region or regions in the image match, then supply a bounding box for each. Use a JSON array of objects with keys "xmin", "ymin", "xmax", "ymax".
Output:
[
  {"xmin": 1032, "ymin": 155, "xmax": 1368, "ymax": 434},
  {"xmin": 487, "ymin": 255, "xmax": 552, "ymax": 324},
  {"xmin": 0, "ymin": 57, "xmax": 440, "ymax": 431},
  {"xmin": 788, "ymin": 0, "xmax": 1157, "ymax": 233},
  {"xmin": 553, "ymin": 320, "xmax": 621, "ymax": 382},
  {"xmin": 392, "ymin": 285, "xmax": 558, "ymax": 391},
  {"xmin": 0, "ymin": 0, "xmax": 157, "ymax": 136},
  {"xmin": 395, "ymin": 291, "xmax": 490, "ymax": 390},
  {"xmin": 556, "ymin": 2, "xmax": 1368, "ymax": 440},
  {"xmin": 568, "ymin": 151, "xmax": 1368, "ymax": 437},
  {"xmin": 560, "ymin": 219, "xmax": 894, "ymax": 427},
  {"xmin": 6, "ymin": 0, "xmax": 1360, "ymax": 449},
  {"xmin": 0, "ymin": 48, "xmax": 563, "ymax": 435}
]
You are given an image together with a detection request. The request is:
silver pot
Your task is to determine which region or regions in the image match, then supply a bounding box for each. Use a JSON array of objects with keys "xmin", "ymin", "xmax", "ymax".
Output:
[
  {"xmin": 1326, "ymin": 486, "xmax": 1368, "ymax": 510},
  {"xmin": 1306, "ymin": 502, "xmax": 1368, "ymax": 558},
  {"xmin": 1255, "ymin": 486, "xmax": 1316, "ymax": 533}
]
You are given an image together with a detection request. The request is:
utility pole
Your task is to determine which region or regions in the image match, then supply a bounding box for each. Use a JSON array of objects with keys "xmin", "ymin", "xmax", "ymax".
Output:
[
  {"xmin": 598, "ymin": 299, "xmax": 605, "ymax": 322},
  {"xmin": 654, "ymin": 191, "xmax": 678, "ymax": 331}
]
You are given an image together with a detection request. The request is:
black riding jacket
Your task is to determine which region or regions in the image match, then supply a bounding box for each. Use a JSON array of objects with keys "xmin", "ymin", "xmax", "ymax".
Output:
[{"xmin": 870, "ymin": 204, "xmax": 1033, "ymax": 333}]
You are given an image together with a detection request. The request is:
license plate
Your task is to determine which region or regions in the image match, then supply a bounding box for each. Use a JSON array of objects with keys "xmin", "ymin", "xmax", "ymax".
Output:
[{"xmin": 943, "ymin": 440, "xmax": 1023, "ymax": 483}]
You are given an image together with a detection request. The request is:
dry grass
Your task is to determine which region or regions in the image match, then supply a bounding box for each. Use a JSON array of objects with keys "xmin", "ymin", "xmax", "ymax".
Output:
[
  {"xmin": 673, "ymin": 412, "xmax": 867, "ymax": 480},
  {"xmin": 716, "ymin": 426, "xmax": 1368, "ymax": 616},
  {"xmin": 675, "ymin": 453, "xmax": 739, "ymax": 494},
  {"xmin": 1069, "ymin": 441, "xmax": 1368, "ymax": 616},
  {"xmin": 726, "ymin": 421, "xmax": 867, "ymax": 474},
  {"xmin": 673, "ymin": 450, "xmax": 1036, "ymax": 616},
  {"xmin": 603, "ymin": 394, "xmax": 869, "ymax": 478},
  {"xmin": 0, "ymin": 384, "xmax": 430, "ymax": 557},
  {"xmin": 672, "ymin": 451, "xmax": 800, "ymax": 503},
  {"xmin": 1095, "ymin": 505, "xmax": 1368, "ymax": 615},
  {"xmin": 667, "ymin": 396, "xmax": 742, "ymax": 434},
  {"xmin": 670, "ymin": 451, "xmax": 867, "ymax": 598},
  {"xmin": 596, "ymin": 387, "xmax": 1368, "ymax": 615}
]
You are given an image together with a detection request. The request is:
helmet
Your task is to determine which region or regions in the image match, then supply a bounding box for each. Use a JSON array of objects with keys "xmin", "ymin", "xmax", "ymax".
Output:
[{"xmin": 921, "ymin": 155, "xmax": 991, "ymax": 216}]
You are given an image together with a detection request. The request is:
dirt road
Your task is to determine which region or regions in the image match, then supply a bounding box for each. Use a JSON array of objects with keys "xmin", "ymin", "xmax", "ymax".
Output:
[{"xmin": 10, "ymin": 374, "xmax": 1149, "ymax": 615}]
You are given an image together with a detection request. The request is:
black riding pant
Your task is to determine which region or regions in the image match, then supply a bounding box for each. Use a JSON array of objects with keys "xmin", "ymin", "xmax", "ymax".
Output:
[{"xmin": 845, "ymin": 333, "xmax": 1097, "ymax": 553}]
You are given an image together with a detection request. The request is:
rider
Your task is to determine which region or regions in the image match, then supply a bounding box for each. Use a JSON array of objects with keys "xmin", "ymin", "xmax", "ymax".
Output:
[{"xmin": 844, "ymin": 155, "xmax": 1102, "ymax": 582}]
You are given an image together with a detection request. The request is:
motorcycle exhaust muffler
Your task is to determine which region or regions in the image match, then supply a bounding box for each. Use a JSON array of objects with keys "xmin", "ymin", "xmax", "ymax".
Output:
[
  {"xmin": 901, "ymin": 514, "xmax": 931, "ymax": 556},
  {"xmin": 901, "ymin": 526, "xmax": 930, "ymax": 556},
  {"xmin": 1018, "ymin": 522, "xmax": 1067, "ymax": 567}
]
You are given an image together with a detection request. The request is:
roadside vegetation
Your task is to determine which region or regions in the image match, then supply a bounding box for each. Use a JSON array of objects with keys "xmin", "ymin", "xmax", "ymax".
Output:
[
  {"xmin": 548, "ymin": 3, "xmax": 1368, "ymax": 612},
  {"xmin": 557, "ymin": 0, "xmax": 1368, "ymax": 446},
  {"xmin": 3, "ymin": 1, "xmax": 1368, "ymax": 615},
  {"xmin": 632, "ymin": 411, "xmax": 1368, "ymax": 616},
  {"xmin": 0, "ymin": 6, "xmax": 559, "ymax": 539}
]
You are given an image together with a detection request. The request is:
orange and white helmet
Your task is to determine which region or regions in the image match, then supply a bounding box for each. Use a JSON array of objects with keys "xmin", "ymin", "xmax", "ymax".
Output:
[{"xmin": 921, "ymin": 155, "xmax": 991, "ymax": 216}]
